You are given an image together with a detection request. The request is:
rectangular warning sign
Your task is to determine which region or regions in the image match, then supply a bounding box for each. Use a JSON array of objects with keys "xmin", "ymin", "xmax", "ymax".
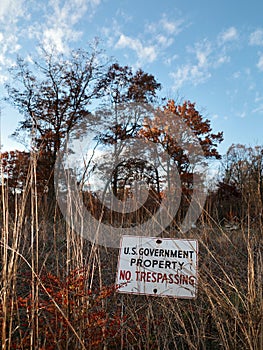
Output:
[{"xmin": 116, "ymin": 236, "xmax": 198, "ymax": 298}]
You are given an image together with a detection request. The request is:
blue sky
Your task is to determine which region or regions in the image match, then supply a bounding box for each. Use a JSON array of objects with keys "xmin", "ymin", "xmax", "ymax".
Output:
[{"xmin": 0, "ymin": 0, "xmax": 263, "ymax": 157}]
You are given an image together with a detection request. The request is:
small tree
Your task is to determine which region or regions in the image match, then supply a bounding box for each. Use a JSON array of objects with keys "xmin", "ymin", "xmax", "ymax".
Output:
[
  {"xmin": 216, "ymin": 144, "xmax": 263, "ymax": 220},
  {"xmin": 0, "ymin": 150, "xmax": 30, "ymax": 194}
]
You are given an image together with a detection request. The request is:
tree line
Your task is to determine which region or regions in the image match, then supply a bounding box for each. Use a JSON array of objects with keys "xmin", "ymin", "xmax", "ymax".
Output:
[{"xmin": 1, "ymin": 44, "xmax": 261, "ymax": 226}]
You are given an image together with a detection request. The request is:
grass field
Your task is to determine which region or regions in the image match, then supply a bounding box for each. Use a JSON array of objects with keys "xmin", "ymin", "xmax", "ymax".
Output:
[{"xmin": 0, "ymin": 166, "xmax": 262, "ymax": 350}]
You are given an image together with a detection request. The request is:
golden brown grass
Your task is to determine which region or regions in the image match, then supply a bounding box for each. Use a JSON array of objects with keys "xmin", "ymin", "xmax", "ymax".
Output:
[{"xmin": 0, "ymin": 158, "xmax": 262, "ymax": 349}]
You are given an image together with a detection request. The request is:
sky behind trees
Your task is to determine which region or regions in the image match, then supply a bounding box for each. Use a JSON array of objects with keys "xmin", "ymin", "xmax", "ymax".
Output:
[{"xmin": 0, "ymin": 0, "xmax": 263, "ymax": 154}]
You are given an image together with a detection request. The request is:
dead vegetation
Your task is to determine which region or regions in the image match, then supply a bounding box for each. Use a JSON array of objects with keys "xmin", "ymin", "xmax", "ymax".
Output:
[{"xmin": 0, "ymin": 161, "xmax": 262, "ymax": 350}]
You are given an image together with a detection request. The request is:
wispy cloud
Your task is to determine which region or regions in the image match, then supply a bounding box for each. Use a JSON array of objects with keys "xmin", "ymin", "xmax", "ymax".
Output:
[
  {"xmin": 218, "ymin": 27, "xmax": 238, "ymax": 44},
  {"xmin": 249, "ymin": 29, "xmax": 263, "ymax": 46},
  {"xmin": 0, "ymin": 0, "xmax": 27, "ymax": 23},
  {"xmin": 0, "ymin": 0, "xmax": 102, "ymax": 82},
  {"xmin": 170, "ymin": 27, "xmax": 239, "ymax": 89},
  {"xmin": 255, "ymin": 92, "xmax": 263, "ymax": 103},
  {"xmin": 171, "ymin": 64, "xmax": 211, "ymax": 90},
  {"xmin": 0, "ymin": 0, "xmax": 102, "ymax": 57},
  {"xmin": 36, "ymin": 0, "xmax": 98, "ymax": 53},
  {"xmin": 164, "ymin": 54, "xmax": 178, "ymax": 66},
  {"xmin": 256, "ymin": 54, "xmax": 263, "ymax": 71},
  {"xmin": 146, "ymin": 15, "xmax": 184, "ymax": 36},
  {"xmin": 145, "ymin": 14, "xmax": 185, "ymax": 49},
  {"xmin": 171, "ymin": 40, "xmax": 213, "ymax": 88},
  {"xmin": 112, "ymin": 13, "xmax": 185, "ymax": 67},
  {"xmin": 194, "ymin": 41, "xmax": 212, "ymax": 66},
  {"xmin": 160, "ymin": 16, "xmax": 185, "ymax": 35},
  {"xmin": 252, "ymin": 105, "xmax": 263, "ymax": 114},
  {"xmin": 249, "ymin": 29, "xmax": 263, "ymax": 71},
  {"xmin": 232, "ymin": 71, "xmax": 241, "ymax": 79},
  {"xmin": 115, "ymin": 34, "xmax": 157, "ymax": 64},
  {"xmin": 155, "ymin": 34, "xmax": 174, "ymax": 48},
  {"xmin": 0, "ymin": 0, "xmax": 28, "ymax": 81}
]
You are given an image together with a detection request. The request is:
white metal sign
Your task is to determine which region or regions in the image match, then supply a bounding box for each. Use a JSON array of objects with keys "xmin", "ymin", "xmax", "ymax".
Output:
[{"xmin": 116, "ymin": 236, "xmax": 198, "ymax": 298}]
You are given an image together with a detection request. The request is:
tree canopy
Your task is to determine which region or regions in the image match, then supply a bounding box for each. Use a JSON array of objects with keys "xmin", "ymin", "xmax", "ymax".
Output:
[{"xmin": 4, "ymin": 44, "xmax": 224, "ymax": 228}]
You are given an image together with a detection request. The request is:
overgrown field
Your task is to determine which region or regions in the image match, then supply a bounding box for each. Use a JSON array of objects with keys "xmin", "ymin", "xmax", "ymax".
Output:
[{"xmin": 0, "ymin": 176, "xmax": 262, "ymax": 350}]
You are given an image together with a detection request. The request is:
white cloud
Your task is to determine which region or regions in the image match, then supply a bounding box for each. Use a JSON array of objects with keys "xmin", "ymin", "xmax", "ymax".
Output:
[
  {"xmin": 252, "ymin": 105, "xmax": 263, "ymax": 114},
  {"xmin": 156, "ymin": 34, "xmax": 174, "ymax": 48},
  {"xmin": 190, "ymin": 40, "xmax": 212, "ymax": 66},
  {"xmin": 196, "ymin": 47, "xmax": 209, "ymax": 67},
  {"xmin": 0, "ymin": 0, "xmax": 27, "ymax": 70},
  {"xmin": 249, "ymin": 29, "xmax": 263, "ymax": 46},
  {"xmin": 146, "ymin": 14, "xmax": 185, "ymax": 40},
  {"xmin": 171, "ymin": 63, "xmax": 211, "ymax": 89},
  {"xmin": 115, "ymin": 34, "xmax": 157, "ymax": 63},
  {"xmin": 25, "ymin": 0, "xmax": 101, "ymax": 54},
  {"xmin": 218, "ymin": 27, "xmax": 238, "ymax": 43},
  {"xmin": 216, "ymin": 53, "xmax": 230, "ymax": 66},
  {"xmin": 0, "ymin": 0, "xmax": 25, "ymax": 80},
  {"xmin": 102, "ymin": 12, "xmax": 185, "ymax": 68},
  {"xmin": 232, "ymin": 71, "xmax": 241, "ymax": 79},
  {"xmin": 170, "ymin": 24, "xmax": 241, "ymax": 90},
  {"xmin": 164, "ymin": 54, "xmax": 178, "ymax": 66},
  {"xmin": 101, "ymin": 18, "xmax": 123, "ymax": 47},
  {"xmin": 42, "ymin": 28, "xmax": 71, "ymax": 54},
  {"xmin": 0, "ymin": 0, "xmax": 102, "ymax": 86},
  {"xmin": 146, "ymin": 15, "xmax": 184, "ymax": 36},
  {"xmin": 255, "ymin": 92, "xmax": 263, "ymax": 103},
  {"xmin": 161, "ymin": 19, "xmax": 176, "ymax": 34},
  {"xmin": 160, "ymin": 17, "xmax": 184, "ymax": 35},
  {"xmin": 170, "ymin": 37, "xmax": 232, "ymax": 89},
  {"xmin": 90, "ymin": 0, "xmax": 101, "ymax": 6},
  {"xmin": 0, "ymin": 0, "xmax": 27, "ymax": 23},
  {"xmin": 171, "ymin": 41, "xmax": 213, "ymax": 88},
  {"xmin": 257, "ymin": 54, "xmax": 263, "ymax": 71},
  {"xmin": 38, "ymin": 0, "xmax": 90, "ymax": 53}
]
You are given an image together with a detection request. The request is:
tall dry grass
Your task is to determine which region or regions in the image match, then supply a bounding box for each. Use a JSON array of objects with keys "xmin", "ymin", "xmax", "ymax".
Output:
[{"xmin": 0, "ymin": 153, "xmax": 262, "ymax": 349}]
